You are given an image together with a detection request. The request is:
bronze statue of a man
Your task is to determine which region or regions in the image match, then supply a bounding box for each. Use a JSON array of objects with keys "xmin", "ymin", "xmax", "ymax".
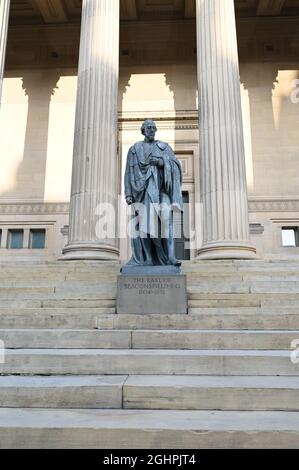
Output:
[{"xmin": 124, "ymin": 119, "xmax": 183, "ymax": 268}]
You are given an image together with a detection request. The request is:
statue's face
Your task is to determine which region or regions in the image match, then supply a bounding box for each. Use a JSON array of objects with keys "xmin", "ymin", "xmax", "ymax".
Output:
[{"xmin": 143, "ymin": 121, "xmax": 157, "ymax": 142}]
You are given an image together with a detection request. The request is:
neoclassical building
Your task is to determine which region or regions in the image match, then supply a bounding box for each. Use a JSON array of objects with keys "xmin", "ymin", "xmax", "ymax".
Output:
[{"xmin": 0, "ymin": 0, "xmax": 299, "ymax": 263}]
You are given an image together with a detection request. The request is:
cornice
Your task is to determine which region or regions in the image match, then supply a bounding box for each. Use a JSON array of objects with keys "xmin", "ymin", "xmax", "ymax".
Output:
[
  {"xmin": 0, "ymin": 203, "xmax": 70, "ymax": 215},
  {"xmin": 248, "ymin": 198, "xmax": 299, "ymax": 213},
  {"xmin": 0, "ymin": 197, "xmax": 299, "ymax": 215}
]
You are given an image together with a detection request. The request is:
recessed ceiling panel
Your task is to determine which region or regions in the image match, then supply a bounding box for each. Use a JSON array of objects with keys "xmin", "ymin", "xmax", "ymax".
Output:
[{"xmin": 137, "ymin": 0, "xmax": 185, "ymax": 19}]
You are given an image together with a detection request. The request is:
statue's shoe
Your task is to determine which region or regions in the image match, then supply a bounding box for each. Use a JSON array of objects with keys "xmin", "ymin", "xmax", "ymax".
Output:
[{"xmin": 168, "ymin": 258, "xmax": 182, "ymax": 267}]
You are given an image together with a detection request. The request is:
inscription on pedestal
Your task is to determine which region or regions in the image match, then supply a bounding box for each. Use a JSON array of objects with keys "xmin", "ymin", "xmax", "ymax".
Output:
[{"xmin": 117, "ymin": 275, "xmax": 187, "ymax": 315}]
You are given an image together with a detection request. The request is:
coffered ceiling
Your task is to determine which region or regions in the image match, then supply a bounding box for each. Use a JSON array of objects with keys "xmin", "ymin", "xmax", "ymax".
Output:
[
  {"xmin": 10, "ymin": 0, "xmax": 81, "ymax": 23},
  {"xmin": 235, "ymin": 0, "xmax": 299, "ymax": 17},
  {"xmin": 9, "ymin": 0, "xmax": 299, "ymax": 25}
]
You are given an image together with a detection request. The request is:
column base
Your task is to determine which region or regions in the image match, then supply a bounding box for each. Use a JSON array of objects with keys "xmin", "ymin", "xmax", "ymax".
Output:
[
  {"xmin": 197, "ymin": 241, "xmax": 257, "ymax": 260},
  {"xmin": 61, "ymin": 243, "xmax": 119, "ymax": 261}
]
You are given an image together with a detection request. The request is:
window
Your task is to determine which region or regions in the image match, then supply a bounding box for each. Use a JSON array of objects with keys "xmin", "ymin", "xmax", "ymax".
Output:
[
  {"xmin": 7, "ymin": 230, "xmax": 24, "ymax": 249},
  {"xmin": 29, "ymin": 229, "xmax": 46, "ymax": 249},
  {"xmin": 282, "ymin": 227, "xmax": 299, "ymax": 247}
]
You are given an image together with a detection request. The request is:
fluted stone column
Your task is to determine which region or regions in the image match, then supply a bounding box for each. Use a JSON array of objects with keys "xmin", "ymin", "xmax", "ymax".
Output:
[
  {"xmin": 196, "ymin": 0, "xmax": 256, "ymax": 259},
  {"xmin": 63, "ymin": 0, "xmax": 120, "ymax": 260},
  {"xmin": 0, "ymin": 0, "xmax": 10, "ymax": 103}
]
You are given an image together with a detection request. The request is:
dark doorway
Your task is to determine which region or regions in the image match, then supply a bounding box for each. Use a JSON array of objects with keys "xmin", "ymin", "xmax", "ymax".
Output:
[{"xmin": 175, "ymin": 191, "xmax": 190, "ymax": 261}]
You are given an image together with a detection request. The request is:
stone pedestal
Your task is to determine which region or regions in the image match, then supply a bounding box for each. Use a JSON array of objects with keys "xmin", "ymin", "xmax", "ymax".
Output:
[
  {"xmin": 62, "ymin": 0, "xmax": 120, "ymax": 261},
  {"xmin": 196, "ymin": 0, "xmax": 256, "ymax": 260},
  {"xmin": 117, "ymin": 270, "xmax": 187, "ymax": 315}
]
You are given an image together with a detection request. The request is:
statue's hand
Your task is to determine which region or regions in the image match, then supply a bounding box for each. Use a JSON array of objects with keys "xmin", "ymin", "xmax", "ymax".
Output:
[
  {"xmin": 149, "ymin": 157, "xmax": 159, "ymax": 166},
  {"xmin": 126, "ymin": 196, "xmax": 133, "ymax": 206},
  {"xmin": 150, "ymin": 157, "xmax": 164, "ymax": 168},
  {"xmin": 157, "ymin": 158, "xmax": 164, "ymax": 168}
]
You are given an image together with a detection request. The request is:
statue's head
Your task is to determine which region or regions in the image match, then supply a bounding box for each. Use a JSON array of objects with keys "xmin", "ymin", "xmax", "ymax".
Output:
[{"xmin": 141, "ymin": 119, "xmax": 157, "ymax": 142}]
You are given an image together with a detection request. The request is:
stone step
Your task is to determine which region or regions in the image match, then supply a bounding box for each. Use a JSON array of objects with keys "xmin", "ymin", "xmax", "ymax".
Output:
[
  {"xmin": 1, "ymin": 259, "xmax": 298, "ymax": 273},
  {"xmin": 1, "ymin": 262, "xmax": 299, "ymax": 284},
  {"xmin": 0, "ymin": 376, "xmax": 126, "ymax": 409},
  {"xmin": 0, "ymin": 289, "xmax": 116, "ymax": 300},
  {"xmin": 0, "ymin": 308, "xmax": 115, "ymax": 329},
  {"xmin": 97, "ymin": 310, "xmax": 299, "ymax": 330},
  {"xmin": 0, "ymin": 329, "xmax": 131, "ymax": 349},
  {"xmin": 188, "ymin": 281, "xmax": 299, "ymax": 294},
  {"xmin": 0, "ymin": 293, "xmax": 298, "ymax": 309},
  {"xmin": 130, "ymin": 329, "xmax": 298, "ymax": 350},
  {"xmin": 0, "ymin": 273, "xmax": 118, "ymax": 283},
  {"xmin": 184, "ymin": 260, "xmax": 299, "ymax": 272},
  {"xmin": 0, "ymin": 349, "xmax": 297, "ymax": 376},
  {"xmin": 3, "ymin": 270, "xmax": 299, "ymax": 284},
  {"xmin": 189, "ymin": 293, "xmax": 299, "ymax": 308},
  {"xmin": 123, "ymin": 375, "xmax": 299, "ymax": 411},
  {"xmin": 5, "ymin": 275, "xmax": 299, "ymax": 286},
  {"xmin": 188, "ymin": 307, "xmax": 299, "ymax": 315},
  {"xmin": 187, "ymin": 273, "xmax": 299, "ymax": 281},
  {"xmin": 1, "ymin": 307, "xmax": 299, "ymax": 330},
  {"xmin": 0, "ymin": 279, "xmax": 117, "ymax": 288},
  {"xmin": 1, "ymin": 281, "xmax": 299, "ymax": 297},
  {"xmin": 0, "ymin": 299, "xmax": 116, "ymax": 309},
  {"xmin": 1, "ymin": 329, "xmax": 297, "ymax": 350},
  {"xmin": 1, "ymin": 375, "xmax": 297, "ymax": 412},
  {"xmin": 0, "ymin": 261, "xmax": 119, "ymax": 272},
  {"xmin": 0, "ymin": 408, "xmax": 298, "ymax": 449}
]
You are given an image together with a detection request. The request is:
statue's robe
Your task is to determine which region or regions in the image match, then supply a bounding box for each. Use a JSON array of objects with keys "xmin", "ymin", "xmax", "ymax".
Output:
[{"xmin": 124, "ymin": 140, "xmax": 183, "ymax": 266}]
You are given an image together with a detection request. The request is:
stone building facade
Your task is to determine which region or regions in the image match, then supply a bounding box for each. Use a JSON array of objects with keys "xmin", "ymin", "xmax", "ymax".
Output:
[{"xmin": 0, "ymin": 0, "xmax": 299, "ymax": 263}]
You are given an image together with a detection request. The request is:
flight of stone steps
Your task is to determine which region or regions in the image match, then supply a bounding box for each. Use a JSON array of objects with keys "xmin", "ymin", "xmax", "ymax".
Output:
[{"xmin": 0, "ymin": 260, "xmax": 298, "ymax": 448}]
